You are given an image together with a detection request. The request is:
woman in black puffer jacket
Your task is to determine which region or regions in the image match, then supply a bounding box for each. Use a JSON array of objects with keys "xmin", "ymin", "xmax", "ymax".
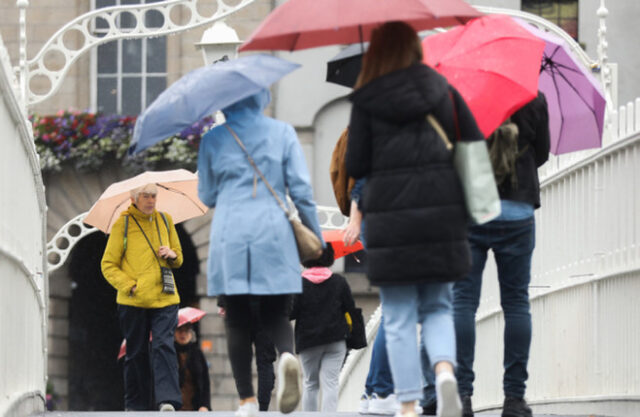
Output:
[
  {"xmin": 345, "ymin": 21, "xmax": 484, "ymax": 417},
  {"xmin": 290, "ymin": 244, "xmax": 356, "ymax": 412}
]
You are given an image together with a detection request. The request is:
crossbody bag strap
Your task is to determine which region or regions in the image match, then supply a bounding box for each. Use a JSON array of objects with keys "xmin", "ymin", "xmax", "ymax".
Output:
[
  {"xmin": 131, "ymin": 215, "xmax": 163, "ymax": 268},
  {"xmin": 225, "ymin": 124, "xmax": 292, "ymax": 217},
  {"xmin": 425, "ymin": 89, "xmax": 461, "ymax": 151}
]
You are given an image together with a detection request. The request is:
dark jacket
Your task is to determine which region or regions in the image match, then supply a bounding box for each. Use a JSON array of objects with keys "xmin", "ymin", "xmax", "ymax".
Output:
[
  {"xmin": 175, "ymin": 341, "xmax": 211, "ymax": 410},
  {"xmin": 290, "ymin": 270, "xmax": 356, "ymax": 353},
  {"xmin": 499, "ymin": 92, "xmax": 550, "ymax": 208},
  {"xmin": 346, "ymin": 64, "xmax": 484, "ymax": 285}
]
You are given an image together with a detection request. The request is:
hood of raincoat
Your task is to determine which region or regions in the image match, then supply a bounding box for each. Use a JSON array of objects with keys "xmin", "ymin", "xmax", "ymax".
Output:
[
  {"xmin": 222, "ymin": 88, "xmax": 271, "ymax": 121},
  {"xmin": 302, "ymin": 267, "xmax": 332, "ymax": 284}
]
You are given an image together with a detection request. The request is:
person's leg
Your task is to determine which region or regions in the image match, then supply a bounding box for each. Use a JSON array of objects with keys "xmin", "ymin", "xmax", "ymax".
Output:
[
  {"xmin": 453, "ymin": 226, "xmax": 490, "ymax": 398},
  {"xmin": 225, "ymin": 295, "xmax": 257, "ymax": 400},
  {"xmin": 418, "ymin": 282, "xmax": 460, "ymax": 417},
  {"xmin": 419, "ymin": 341, "xmax": 436, "ymax": 414},
  {"xmin": 369, "ymin": 317, "xmax": 395, "ymax": 397},
  {"xmin": 492, "ymin": 218, "xmax": 535, "ymax": 401},
  {"xmin": 319, "ymin": 340, "xmax": 347, "ymax": 412},
  {"xmin": 149, "ymin": 304, "xmax": 182, "ymax": 410},
  {"xmin": 118, "ymin": 305, "xmax": 152, "ymax": 410},
  {"xmin": 259, "ymin": 294, "xmax": 295, "ymax": 355},
  {"xmin": 254, "ymin": 329, "xmax": 276, "ymax": 411},
  {"xmin": 379, "ymin": 285, "xmax": 422, "ymax": 407},
  {"xmin": 258, "ymin": 294, "xmax": 300, "ymax": 414},
  {"xmin": 299, "ymin": 346, "xmax": 323, "ymax": 411}
]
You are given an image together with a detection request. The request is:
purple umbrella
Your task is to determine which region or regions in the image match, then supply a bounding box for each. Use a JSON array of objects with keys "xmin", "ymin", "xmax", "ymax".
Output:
[{"xmin": 517, "ymin": 20, "xmax": 606, "ymax": 155}]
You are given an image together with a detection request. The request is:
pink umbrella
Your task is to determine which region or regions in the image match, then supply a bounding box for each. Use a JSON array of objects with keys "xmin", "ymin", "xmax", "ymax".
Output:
[
  {"xmin": 422, "ymin": 14, "xmax": 545, "ymax": 138},
  {"xmin": 117, "ymin": 306, "xmax": 206, "ymax": 360},
  {"xmin": 239, "ymin": 0, "xmax": 482, "ymax": 52}
]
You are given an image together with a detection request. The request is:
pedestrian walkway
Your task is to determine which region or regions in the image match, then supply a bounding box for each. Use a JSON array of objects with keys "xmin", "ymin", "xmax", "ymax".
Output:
[{"xmin": 37, "ymin": 412, "xmax": 610, "ymax": 417}]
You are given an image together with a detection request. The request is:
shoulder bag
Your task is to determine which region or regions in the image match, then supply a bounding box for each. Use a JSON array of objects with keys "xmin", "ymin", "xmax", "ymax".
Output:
[
  {"xmin": 427, "ymin": 93, "xmax": 501, "ymax": 224},
  {"xmin": 225, "ymin": 125, "xmax": 323, "ymax": 263}
]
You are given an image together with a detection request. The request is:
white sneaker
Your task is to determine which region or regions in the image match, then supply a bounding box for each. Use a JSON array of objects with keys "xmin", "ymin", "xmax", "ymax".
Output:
[
  {"xmin": 359, "ymin": 393, "xmax": 370, "ymax": 414},
  {"xmin": 369, "ymin": 393, "xmax": 399, "ymax": 415},
  {"xmin": 235, "ymin": 401, "xmax": 259, "ymax": 417},
  {"xmin": 435, "ymin": 371, "xmax": 462, "ymax": 417},
  {"xmin": 277, "ymin": 352, "xmax": 301, "ymax": 414},
  {"xmin": 159, "ymin": 403, "xmax": 175, "ymax": 412}
]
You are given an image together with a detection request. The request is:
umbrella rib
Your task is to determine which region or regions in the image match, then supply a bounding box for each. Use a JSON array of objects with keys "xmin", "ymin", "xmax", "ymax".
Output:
[
  {"xmin": 156, "ymin": 183, "xmax": 207, "ymax": 214},
  {"xmin": 106, "ymin": 196, "xmax": 131, "ymax": 232},
  {"xmin": 547, "ymin": 65, "xmax": 598, "ymax": 114}
]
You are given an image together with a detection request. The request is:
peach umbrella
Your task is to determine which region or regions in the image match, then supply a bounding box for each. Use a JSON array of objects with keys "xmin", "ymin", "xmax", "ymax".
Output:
[{"xmin": 84, "ymin": 169, "xmax": 207, "ymax": 233}]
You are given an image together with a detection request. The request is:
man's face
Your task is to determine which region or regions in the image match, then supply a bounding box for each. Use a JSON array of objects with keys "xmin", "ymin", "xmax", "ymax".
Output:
[{"xmin": 135, "ymin": 192, "xmax": 156, "ymax": 215}]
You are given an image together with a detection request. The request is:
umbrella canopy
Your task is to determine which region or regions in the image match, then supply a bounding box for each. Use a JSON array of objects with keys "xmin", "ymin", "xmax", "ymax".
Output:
[
  {"xmin": 516, "ymin": 20, "xmax": 606, "ymax": 154},
  {"xmin": 129, "ymin": 54, "xmax": 301, "ymax": 154},
  {"xmin": 117, "ymin": 306, "xmax": 206, "ymax": 360},
  {"xmin": 239, "ymin": 0, "xmax": 482, "ymax": 52},
  {"xmin": 322, "ymin": 230, "xmax": 363, "ymax": 260},
  {"xmin": 422, "ymin": 14, "xmax": 545, "ymax": 137},
  {"xmin": 84, "ymin": 169, "xmax": 207, "ymax": 233}
]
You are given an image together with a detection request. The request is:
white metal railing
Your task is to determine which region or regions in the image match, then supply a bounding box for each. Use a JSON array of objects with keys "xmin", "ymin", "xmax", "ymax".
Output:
[{"xmin": 0, "ymin": 32, "xmax": 47, "ymax": 416}]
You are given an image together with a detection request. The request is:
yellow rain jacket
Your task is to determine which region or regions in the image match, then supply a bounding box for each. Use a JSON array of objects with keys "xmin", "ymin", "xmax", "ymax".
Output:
[{"xmin": 101, "ymin": 204, "xmax": 183, "ymax": 308}]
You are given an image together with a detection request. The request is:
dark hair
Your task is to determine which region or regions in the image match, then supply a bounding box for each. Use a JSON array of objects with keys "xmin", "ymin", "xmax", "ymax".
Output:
[
  {"xmin": 355, "ymin": 21, "xmax": 423, "ymax": 89},
  {"xmin": 302, "ymin": 242, "xmax": 335, "ymax": 268}
]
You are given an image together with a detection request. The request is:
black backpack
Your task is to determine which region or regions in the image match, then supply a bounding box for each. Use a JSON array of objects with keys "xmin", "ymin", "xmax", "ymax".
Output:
[{"xmin": 488, "ymin": 119, "xmax": 527, "ymax": 189}]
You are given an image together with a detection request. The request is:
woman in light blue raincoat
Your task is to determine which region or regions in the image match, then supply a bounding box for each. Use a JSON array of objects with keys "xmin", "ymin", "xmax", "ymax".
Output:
[{"xmin": 197, "ymin": 89, "xmax": 324, "ymax": 417}]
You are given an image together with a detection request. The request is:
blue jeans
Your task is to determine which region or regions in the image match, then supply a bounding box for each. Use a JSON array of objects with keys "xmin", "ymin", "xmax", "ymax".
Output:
[
  {"xmin": 420, "ymin": 342, "xmax": 436, "ymax": 407},
  {"xmin": 453, "ymin": 217, "xmax": 535, "ymax": 399},
  {"xmin": 364, "ymin": 317, "xmax": 394, "ymax": 397},
  {"xmin": 380, "ymin": 282, "xmax": 456, "ymax": 403}
]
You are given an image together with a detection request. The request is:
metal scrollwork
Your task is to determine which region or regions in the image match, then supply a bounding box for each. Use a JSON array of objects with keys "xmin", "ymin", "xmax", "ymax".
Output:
[{"xmin": 21, "ymin": 0, "xmax": 256, "ymax": 108}]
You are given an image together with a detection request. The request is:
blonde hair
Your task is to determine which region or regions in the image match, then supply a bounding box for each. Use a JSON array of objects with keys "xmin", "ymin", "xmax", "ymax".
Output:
[
  {"xmin": 355, "ymin": 21, "xmax": 423, "ymax": 90},
  {"xmin": 130, "ymin": 183, "xmax": 158, "ymax": 201}
]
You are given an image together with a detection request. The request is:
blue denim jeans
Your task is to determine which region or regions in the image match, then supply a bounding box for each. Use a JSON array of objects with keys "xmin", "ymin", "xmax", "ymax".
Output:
[
  {"xmin": 420, "ymin": 342, "xmax": 436, "ymax": 407},
  {"xmin": 364, "ymin": 316, "xmax": 394, "ymax": 397},
  {"xmin": 453, "ymin": 217, "xmax": 535, "ymax": 399},
  {"xmin": 380, "ymin": 282, "xmax": 456, "ymax": 403}
]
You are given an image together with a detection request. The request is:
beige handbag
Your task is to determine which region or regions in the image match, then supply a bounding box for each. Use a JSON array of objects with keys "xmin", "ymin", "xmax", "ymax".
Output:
[{"xmin": 225, "ymin": 125, "xmax": 323, "ymax": 262}]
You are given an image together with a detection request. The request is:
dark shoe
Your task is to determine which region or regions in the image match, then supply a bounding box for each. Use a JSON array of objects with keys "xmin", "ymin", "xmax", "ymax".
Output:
[
  {"xmin": 421, "ymin": 401, "xmax": 436, "ymax": 415},
  {"xmin": 501, "ymin": 396, "xmax": 532, "ymax": 417},
  {"xmin": 461, "ymin": 396, "xmax": 473, "ymax": 417}
]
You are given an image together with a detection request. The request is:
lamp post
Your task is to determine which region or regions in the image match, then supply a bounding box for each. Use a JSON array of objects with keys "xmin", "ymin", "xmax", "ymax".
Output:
[{"xmin": 195, "ymin": 20, "xmax": 242, "ymax": 66}]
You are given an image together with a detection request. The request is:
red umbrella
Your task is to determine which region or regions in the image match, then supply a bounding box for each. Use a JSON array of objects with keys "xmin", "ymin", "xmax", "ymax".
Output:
[
  {"xmin": 117, "ymin": 306, "xmax": 206, "ymax": 360},
  {"xmin": 323, "ymin": 230, "xmax": 364, "ymax": 260},
  {"xmin": 422, "ymin": 14, "xmax": 545, "ymax": 137},
  {"xmin": 239, "ymin": 0, "xmax": 482, "ymax": 52}
]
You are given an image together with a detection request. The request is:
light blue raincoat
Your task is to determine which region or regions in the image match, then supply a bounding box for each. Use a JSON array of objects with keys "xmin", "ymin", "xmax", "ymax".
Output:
[{"xmin": 198, "ymin": 90, "xmax": 324, "ymax": 296}]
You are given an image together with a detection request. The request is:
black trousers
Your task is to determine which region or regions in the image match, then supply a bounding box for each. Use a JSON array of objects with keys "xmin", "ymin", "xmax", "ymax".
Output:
[
  {"xmin": 224, "ymin": 294, "xmax": 293, "ymax": 400},
  {"xmin": 254, "ymin": 327, "xmax": 277, "ymax": 410},
  {"xmin": 118, "ymin": 304, "xmax": 182, "ymax": 410}
]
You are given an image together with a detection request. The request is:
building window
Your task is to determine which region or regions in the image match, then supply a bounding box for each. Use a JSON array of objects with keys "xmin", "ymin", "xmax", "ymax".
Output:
[
  {"xmin": 93, "ymin": 0, "xmax": 167, "ymax": 115},
  {"xmin": 522, "ymin": 0, "xmax": 578, "ymax": 40}
]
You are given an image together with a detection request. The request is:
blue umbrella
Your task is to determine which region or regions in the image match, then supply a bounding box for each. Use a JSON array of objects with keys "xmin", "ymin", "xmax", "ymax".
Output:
[{"xmin": 130, "ymin": 54, "xmax": 301, "ymax": 154}]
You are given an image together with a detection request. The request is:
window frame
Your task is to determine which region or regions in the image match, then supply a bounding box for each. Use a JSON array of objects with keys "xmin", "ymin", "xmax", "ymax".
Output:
[
  {"xmin": 90, "ymin": 0, "xmax": 168, "ymax": 115},
  {"xmin": 521, "ymin": 0, "xmax": 579, "ymax": 40}
]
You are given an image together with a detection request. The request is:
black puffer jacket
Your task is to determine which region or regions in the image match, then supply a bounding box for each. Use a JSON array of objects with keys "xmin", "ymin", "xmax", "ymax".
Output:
[
  {"xmin": 290, "ymin": 271, "xmax": 355, "ymax": 353},
  {"xmin": 499, "ymin": 92, "xmax": 550, "ymax": 208},
  {"xmin": 346, "ymin": 64, "xmax": 484, "ymax": 285}
]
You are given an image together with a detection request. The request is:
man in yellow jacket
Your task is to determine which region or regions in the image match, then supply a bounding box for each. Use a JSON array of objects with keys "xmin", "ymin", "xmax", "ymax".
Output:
[{"xmin": 102, "ymin": 183, "xmax": 184, "ymax": 411}]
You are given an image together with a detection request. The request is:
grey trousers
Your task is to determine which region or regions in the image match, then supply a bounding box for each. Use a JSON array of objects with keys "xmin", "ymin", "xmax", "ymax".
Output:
[{"xmin": 299, "ymin": 340, "xmax": 347, "ymax": 412}]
